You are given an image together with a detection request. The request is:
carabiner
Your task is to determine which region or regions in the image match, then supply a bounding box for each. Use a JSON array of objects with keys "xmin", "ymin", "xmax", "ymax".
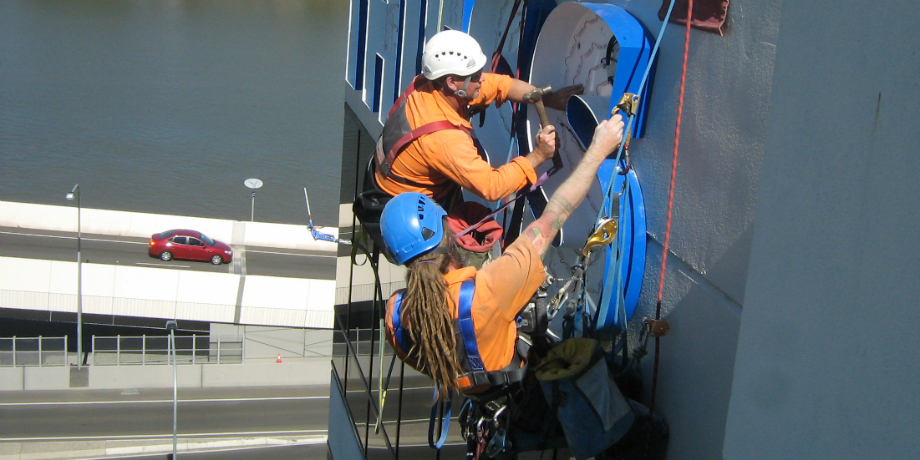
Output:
[
  {"xmin": 492, "ymin": 405, "xmax": 507, "ymax": 428},
  {"xmin": 583, "ymin": 219, "xmax": 619, "ymax": 257}
]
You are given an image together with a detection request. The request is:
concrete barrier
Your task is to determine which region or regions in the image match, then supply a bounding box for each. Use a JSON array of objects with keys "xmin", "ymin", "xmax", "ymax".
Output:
[
  {"xmin": 0, "ymin": 360, "xmax": 331, "ymax": 391},
  {"xmin": 0, "ymin": 200, "xmax": 338, "ymax": 252},
  {"xmin": 0, "ymin": 256, "xmax": 335, "ymax": 328},
  {"xmin": 0, "ymin": 367, "xmax": 73, "ymax": 391}
]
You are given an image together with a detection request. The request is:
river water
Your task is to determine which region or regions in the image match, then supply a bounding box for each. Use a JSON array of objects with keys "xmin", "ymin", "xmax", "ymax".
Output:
[{"xmin": 0, "ymin": 0, "xmax": 348, "ymax": 226}]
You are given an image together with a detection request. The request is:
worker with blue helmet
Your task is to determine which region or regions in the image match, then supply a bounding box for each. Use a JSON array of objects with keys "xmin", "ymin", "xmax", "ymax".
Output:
[
  {"xmin": 381, "ymin": 108, "xmax": 625, "ymax": 393},
  {"xmin": 380, "ymin": 108, "xmax": 667, "ymax": 458}
]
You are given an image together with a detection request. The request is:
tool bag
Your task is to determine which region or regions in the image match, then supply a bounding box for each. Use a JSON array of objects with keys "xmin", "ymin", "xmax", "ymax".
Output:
[
  {"xmin": 534, "ymin": 337, "xmax": 635, "ymax": 460},
  {"xmin": 353, "ymin": 156, "xmax": 463, "ymax": 265},
  {"xmin": 352, "ymin": 158, "xmax": 395, "ymax": 262}
]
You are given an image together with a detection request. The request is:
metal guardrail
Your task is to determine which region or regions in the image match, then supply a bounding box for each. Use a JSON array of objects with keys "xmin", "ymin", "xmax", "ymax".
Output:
[
  {"xmin": 0, "ymin": 335, "xmax": 247, "ymax": 367},
  {"xmin": 92, "ymin": 335, "xmax": 244, "ymax": 365},
  {"xmin": 0, "ymin": 336, "xmax": 68, "ymax": 367}
]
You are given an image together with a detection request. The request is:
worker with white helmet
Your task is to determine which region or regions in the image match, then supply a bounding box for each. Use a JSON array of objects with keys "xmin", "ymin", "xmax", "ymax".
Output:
[{"xmin": 371, "ymin": 29, "xmax": 584, "ymax": 209}]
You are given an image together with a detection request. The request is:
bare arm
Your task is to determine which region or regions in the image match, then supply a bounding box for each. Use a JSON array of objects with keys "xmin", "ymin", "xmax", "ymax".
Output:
[
  {"xmin": 507, "ymin": 79, "xmax": 537, "ymax": 103},
  {"xmin": 507, "ymin": 80, "xmax": 584, "ymax": 110},
  {"xmin": 524, "ymin": 113, "xmax": 625, "ymax": 256}
]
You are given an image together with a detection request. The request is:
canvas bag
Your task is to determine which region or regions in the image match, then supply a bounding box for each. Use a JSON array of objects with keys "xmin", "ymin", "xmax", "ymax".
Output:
[
  {"xmin": 534, "ymin": 337, "xmax": 635, "ymax": 460},
  {"xmin": 352, "ymin": 158, "xmax": 398, "ymax": 263},
  {"xmin": 447, "ymin": 201, "xmax": 503, "ymax": 269}
]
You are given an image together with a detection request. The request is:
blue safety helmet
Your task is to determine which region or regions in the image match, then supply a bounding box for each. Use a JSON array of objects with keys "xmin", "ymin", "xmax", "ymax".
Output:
[{"xmin": 381, "ymin": 192, "xmax": 447, "ymax": 265}]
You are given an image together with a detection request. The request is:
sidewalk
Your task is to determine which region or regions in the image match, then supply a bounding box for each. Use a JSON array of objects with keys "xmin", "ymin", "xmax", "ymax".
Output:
[{"xmin": 0, "ymin": 435, "xmax": 328, "ymax": 460}]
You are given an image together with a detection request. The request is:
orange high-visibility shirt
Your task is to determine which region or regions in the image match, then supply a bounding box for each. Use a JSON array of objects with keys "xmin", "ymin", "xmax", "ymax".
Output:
[
  {"xmin": 385, "ymin": 236, "xmax": 546, "ymax": 393},
  {"xmin": 375, "ymin": 73, "xmax": 538, "ymax": 202}
]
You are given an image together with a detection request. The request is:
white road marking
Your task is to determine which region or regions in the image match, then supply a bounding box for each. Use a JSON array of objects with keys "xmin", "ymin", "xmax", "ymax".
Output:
[
  {"xmin": 3, "ymin": 430, "xmax": 328, "ymax": 442},
  {"xmin": 0, "ymin": 396, "xmax": 329, "ymax": 407},
  {"xmin": 1, "ymin": 230, "xmax": 333, "ymax": 257},
  {"xmin": 247, "ymin": 249, "xmax": 337, "ymax": 258},
  {"xmin": 0, "ymin": 230, "xmax": 147, "ymax": 245},
  {"xmin": 135, "ymin": 262, "xmax": 192, "ymax": 268}
]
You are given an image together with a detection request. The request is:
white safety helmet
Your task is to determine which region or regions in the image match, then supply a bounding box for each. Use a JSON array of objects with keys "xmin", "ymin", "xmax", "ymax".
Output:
[{"xmin": 422, "ymin": 30, "xmax": 488, "ymax": 81}]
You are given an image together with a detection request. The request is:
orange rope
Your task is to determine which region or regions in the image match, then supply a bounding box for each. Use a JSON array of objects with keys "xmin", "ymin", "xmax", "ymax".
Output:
[{"xmin": 647, "ymin": 0, "xmax": 692, "ymax": 456}]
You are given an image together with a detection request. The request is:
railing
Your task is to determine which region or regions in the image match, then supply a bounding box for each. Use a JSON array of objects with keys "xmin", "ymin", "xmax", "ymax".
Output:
[
  {"xmin": 92, "ymin": 335, "xmax": 244, "ymax": 366},
  {"xmin": 0, "ymin": 336, "xmax": 68, "ymax": 367}
]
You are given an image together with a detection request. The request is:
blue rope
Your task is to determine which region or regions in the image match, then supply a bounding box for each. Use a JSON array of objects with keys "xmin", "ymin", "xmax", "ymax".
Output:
[
  {"xmin": 592, "ymin": 0, "xmax": 679, "ymax": 333},
  {"xmin": 597, "ymin": 0, "xmax": 678, "ymax": 223}
]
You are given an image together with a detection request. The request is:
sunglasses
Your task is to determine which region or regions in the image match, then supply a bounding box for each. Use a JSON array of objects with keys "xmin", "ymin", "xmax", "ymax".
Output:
[{"xmin": 466, "ymin": 70, "xmax": 483, "ymax": 82}]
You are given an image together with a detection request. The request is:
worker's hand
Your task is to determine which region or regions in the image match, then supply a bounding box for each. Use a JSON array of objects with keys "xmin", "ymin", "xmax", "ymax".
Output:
[
  {"xmin": 533, "ymin": 124, "xmax": 558, "ymax": 164},
  {"xmin": 587, "ymin": 113, "xmax": 624, "ymax": 161},
  {"xmin": 543, "ymin": 84, "xmax": 584, "ymax": 111}
]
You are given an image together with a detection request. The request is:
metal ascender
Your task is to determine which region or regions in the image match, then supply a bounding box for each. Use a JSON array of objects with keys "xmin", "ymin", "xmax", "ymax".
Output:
[
  {"xmin": 613, "ymin": 92, "xmax": 640, "ymax": 154},
  {"xmin": 546, "ymin": 217, "xmax": 620, "ymax": 324}
]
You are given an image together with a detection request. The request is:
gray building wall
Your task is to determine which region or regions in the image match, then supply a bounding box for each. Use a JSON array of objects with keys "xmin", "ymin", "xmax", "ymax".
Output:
[{"xmin": 724, "ymin": 1, "xmax": 920, "ymax": 458}]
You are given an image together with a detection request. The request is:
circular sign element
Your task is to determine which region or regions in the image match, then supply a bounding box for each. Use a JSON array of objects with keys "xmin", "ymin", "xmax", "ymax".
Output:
[{"xmin": 244, "ymin": 178, "xmax": 263, "ymax": 189}]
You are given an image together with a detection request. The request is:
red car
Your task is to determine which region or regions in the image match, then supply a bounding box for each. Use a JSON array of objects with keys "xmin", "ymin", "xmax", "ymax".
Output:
[{"xmin": 148, "ymin": 229, "xmax": 233, "ymax": 265}]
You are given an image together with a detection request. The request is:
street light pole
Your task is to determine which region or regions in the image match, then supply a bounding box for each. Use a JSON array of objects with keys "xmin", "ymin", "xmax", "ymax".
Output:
[
  {"xmin": 250, "ymin": 192, "xmax": 256, "ymax": 222},
  {"xmin": 243, "ymin": 178, "xmax": 263, "ymax": 222},
  {"xmin": 166, "ymin": 320, "xmax": 178, "ymax": 458},
  {"xmin": 65, "ymin": 184, "xmax": 83, "ymax": 370}
]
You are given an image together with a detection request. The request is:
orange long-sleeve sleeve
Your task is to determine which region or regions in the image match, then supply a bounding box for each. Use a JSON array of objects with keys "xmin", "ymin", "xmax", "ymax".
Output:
[{"xmin": 375, "ymin": 74, "xmax": 538, "ymax": 202}]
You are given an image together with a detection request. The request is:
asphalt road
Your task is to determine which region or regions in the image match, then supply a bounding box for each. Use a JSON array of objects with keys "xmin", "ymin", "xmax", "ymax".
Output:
[
  {"xmin": 0, "ymin": 386, "xmax": 329, "ymax": 440},
  {"xmin": 0, "ymin": 386, "xmax": 330, "ymax": 459},
  {"xmin": 0, "ymin": 226, "xmax": 336, "ymax": 280}
]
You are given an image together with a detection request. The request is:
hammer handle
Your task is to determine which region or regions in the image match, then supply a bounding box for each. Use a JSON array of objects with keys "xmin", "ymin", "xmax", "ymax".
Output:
[{"xmin": 534, "ymin": 100, "xmax": 551, "ymax": 128}]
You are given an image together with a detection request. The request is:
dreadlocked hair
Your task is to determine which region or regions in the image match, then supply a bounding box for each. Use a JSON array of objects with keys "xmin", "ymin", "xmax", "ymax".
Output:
[{"xmin": 401, "ymin": 227, "xmax": 463, "ymax": 398}]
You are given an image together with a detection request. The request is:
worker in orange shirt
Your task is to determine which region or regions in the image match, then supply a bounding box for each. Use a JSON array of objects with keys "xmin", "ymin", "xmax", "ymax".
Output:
[
  {"xmin": 373, "ymin": 29, "xmax": 584, "ymax": 209},
  {"xmin": 379, "ymin": 107, "xmax": 669, "ymax": 458},
  {"xmin": 381, "ymin": 106, "xmax": 625, "ymax": 393}
]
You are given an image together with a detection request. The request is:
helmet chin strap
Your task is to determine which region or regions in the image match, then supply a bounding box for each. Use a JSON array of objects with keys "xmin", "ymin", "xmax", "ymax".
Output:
[{"xmin": 453, "ymin": 75, "xmax": 473, "ymax": 98}]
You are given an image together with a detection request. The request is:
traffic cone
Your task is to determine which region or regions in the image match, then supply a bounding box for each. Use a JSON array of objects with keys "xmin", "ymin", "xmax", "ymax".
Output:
[{"xmin": 276, "ymin": 353, "xmax": 282, "ymax": 363}]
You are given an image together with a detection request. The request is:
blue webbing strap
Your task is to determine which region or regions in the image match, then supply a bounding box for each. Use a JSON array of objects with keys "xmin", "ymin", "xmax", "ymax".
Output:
[
  {"xmin": 428, "ymin": 280, "xmax": 474, "ymax": 449},
  {"xmin": 428, "ymin": 387, "xmax": 453, "ymax": 449},
  {"xmin": 392, "ymin": 291, "xmax": 408, "ymax": 353},
  {"xmin": 596, "ymin": 176, "xmax": 630, "ymax": 331},
  {"xmin": 391, "ymin": 291, "xmax": 421, "ymax": 368},
  {"xmin": 396, "ymin": 290, "xmax": 454, "ymax": 449},
  {"xmin": 456, "ymin": 280, "xmax": 485, "ymax": 373}
]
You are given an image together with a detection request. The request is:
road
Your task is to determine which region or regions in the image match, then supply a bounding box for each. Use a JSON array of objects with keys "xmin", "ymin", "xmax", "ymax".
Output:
[
  {"xmin": 0, "ymin": 386, "xmax": 330, "ymax": 459},
  {"xmin": 0, "ymin": 226, "xmax": 336, "ymax": 280}
]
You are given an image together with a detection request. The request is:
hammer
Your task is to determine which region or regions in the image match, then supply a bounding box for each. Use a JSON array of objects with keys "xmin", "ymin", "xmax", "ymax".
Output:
[
  {"xmin": 525, "ymin": 85, "xmax": 563, "ymax": 170},
  {"xmin": 525, "ymin": 85, "xmax": 554, "ymax": 128}
]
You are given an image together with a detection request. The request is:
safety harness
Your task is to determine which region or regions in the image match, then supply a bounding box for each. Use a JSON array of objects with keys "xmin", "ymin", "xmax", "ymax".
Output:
[
  {"xmin": 391, "ymin": 279, "xmax": 534, "ymax": 455},
  {"xmin": 391, "ymin": 280, "xmax": 530, "ymax": 391},
  {"xmin": 374, "ymin": 76, "xmax": 471, "ymax": 189}
]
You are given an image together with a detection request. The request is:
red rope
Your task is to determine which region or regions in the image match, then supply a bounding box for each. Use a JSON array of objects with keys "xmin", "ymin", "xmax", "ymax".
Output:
[
  {"xmin": 646, "ymin": 1, "xmax": 692, "ymax": 457},
  {"xmin": 656, "ymin": 2, "xmax": 692, "ymax": 312}
]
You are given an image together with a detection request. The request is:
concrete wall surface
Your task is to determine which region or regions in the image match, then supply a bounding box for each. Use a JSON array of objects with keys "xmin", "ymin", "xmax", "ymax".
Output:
[
  {"xmin": 0, "ymin": 367, "xmax": 71, "ymax": 391},
  {"xmin": 723, "ymin": 1, "xmax": 920, "ymax": 459},
  {"xmin": 0, "ymin": 360, "xmax": 330, "ymax": 391},
  {"xmin": 0, "ymin": 256, "xmax": 335, "ymax": 328}
]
